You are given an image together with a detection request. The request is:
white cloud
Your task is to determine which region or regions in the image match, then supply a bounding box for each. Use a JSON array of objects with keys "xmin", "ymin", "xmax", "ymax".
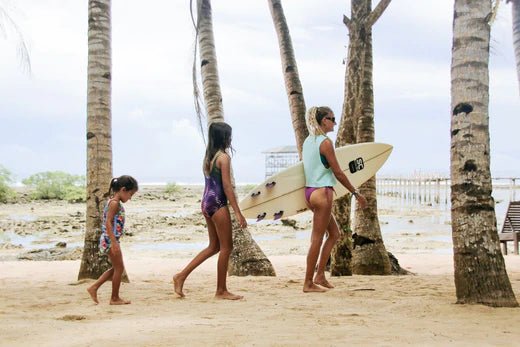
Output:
[{"xmin": 1, "ymin": 0, "xmax": 518, "ymax": 182}]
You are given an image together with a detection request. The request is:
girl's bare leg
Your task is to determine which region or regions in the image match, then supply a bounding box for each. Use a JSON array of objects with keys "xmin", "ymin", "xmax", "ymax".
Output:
[
  {"xmin": 108, "ymin": 248, "xmax": 130, "ymax": 305},
  {"xmin": 212, "ymin": 207, "xmax": 243, "ymax": 300},
  {"xmin": 87, "ymin": 267, "xmax": 114, "ymax": 304},
  {"xmin": 314, "ymin": 215, "xmax": 340, "ymax": 289},
  {"xmin": 173, "ymin": 216, "xmax": 220, "ymax": 297},
  {"xmin": 304, "ymin": 188, "xmax": 332, "ymax": 293}
]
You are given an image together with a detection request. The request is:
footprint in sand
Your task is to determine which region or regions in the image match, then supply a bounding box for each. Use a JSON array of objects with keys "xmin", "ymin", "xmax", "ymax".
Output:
[{"xmin": 57, "ymin": 314, "xmax": 86, "ymax": 321}]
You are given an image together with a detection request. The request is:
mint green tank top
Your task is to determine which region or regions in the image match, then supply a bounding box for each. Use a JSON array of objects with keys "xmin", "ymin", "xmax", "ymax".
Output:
[{"xmin": 302, "ymin": 135, "xmax": 337, "ymax": 187}]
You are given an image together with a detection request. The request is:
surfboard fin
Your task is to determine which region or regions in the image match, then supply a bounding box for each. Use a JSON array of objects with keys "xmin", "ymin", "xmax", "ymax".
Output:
[
  {"xmin": 273, "ymin": 211, "xmax": 284, "ymax": 220},
  {"xmin": 256, "ymin": 213, "xmax": 267, "ymax": 222}
]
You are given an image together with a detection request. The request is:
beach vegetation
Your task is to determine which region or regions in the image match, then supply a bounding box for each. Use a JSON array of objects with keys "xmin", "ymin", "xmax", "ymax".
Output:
[
  {"xmin": 165, "ymin": 182, "xmax": 182, "ymax": 195},
  {"xmin": 0, "ymin": 165, "xmax": 16, "ymax": 203},
  {"xmin": 22, "ymin": 171, "xmax": 86, "ymax": 202}
]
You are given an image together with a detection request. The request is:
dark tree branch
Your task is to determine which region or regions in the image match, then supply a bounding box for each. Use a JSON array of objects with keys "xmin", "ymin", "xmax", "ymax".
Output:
[
  {"xmin": 367, "ymin": 0, "xmax": 391, "ymax": 27},
  {"xmin": 343, "ymin": 14, "xmax": 352, "ymax": 30}
]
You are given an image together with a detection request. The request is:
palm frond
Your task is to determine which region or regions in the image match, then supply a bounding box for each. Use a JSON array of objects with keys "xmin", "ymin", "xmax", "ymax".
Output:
[
  {"xmin": 0, "ymin": 3, "xmax": 31, "ymax": 74},
  {"xmin": 190, "ymin": 0, "xmax": 207, "ymax": 145}
]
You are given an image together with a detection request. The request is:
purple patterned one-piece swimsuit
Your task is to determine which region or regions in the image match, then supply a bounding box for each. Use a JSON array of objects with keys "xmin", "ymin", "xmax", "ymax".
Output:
[{"xmin": 201, "ymin": 162, "xmax": 228, "ymax": 218}]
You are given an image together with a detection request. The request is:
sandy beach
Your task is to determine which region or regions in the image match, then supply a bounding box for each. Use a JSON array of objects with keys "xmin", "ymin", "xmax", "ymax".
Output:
[{"xmin": 1, "ymin": 185, "xmax": 520, "ymax": 346}]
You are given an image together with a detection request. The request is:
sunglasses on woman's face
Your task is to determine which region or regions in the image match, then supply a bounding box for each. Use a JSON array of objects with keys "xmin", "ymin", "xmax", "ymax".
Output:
[{"xmin": 325, "ymin": 116, "xmax": 336, "ymax": 123}]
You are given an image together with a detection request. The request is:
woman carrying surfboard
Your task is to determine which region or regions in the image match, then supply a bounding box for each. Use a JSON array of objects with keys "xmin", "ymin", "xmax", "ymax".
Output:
[
  {"xmin": 302, "ymin": 106, "xmax": 367, "ymax": 293},
  {"xmin": 173, "ymin": 122, "xmax": 247, "ymax": 300}
]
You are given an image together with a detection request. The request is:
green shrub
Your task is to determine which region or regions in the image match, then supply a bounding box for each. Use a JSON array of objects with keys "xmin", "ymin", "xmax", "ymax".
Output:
[
  {"xmin": 165, "ymin": 182, "xmax": 182, "ymax": 195},
  {"xmin": 63, "ymin": 185, "xmax": 86, "ymax": 203},
  {"xmin": 0, "ymin": 165, "xmax": 16, "ymax": 203},
  {"xmin": 22, "ymin": 171, "xmax": 85, "ymax": 201}
]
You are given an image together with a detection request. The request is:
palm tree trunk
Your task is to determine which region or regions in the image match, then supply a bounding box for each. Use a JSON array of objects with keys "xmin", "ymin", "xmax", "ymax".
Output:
[
  {"xmin": 78, "ymin": 0, "xmax": 120, "ymax": 281},
  {"xmin": 197, "ymin": 0, "xmax": 224, "ymax": 124},
  {"xmin": 451, "ymin": 0, "xmax": 517, "ymax": 307},
  {"xmin": 267, "ymin": 0, "xmax": 308, "ymax": 158},
  {"xmin": 330, "ymin": 7, "xmax": 362, "ymax": 276},
  {"xmin": 508, "ymin": 0, "xmax": 520, "ymax": 93},
  {"xmin": 333, "ymin": 0, "xmax": 392, "ymax": 276},
  {"xmin": 351, "ymin": 0, "xmax": 391, "ymax": 275},
  {"xmin": 196, "ymin": 0, "xmax": 275, "ymax": 276}
]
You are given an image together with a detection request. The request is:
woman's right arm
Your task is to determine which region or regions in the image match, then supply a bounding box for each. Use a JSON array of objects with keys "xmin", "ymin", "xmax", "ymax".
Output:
[{"xmin": 320, "ymin": 139, "xmax": 367, "ymax": 208}]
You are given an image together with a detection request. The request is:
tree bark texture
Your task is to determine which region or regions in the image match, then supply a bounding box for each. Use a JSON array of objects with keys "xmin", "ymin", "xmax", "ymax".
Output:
[
  {"xmin": 197, "ymin": 0, "xmax": 224, "ymax": 124},
  {"xmin": 197, "ymin": 0, "xmax": 275, "ymax": 276},
  {"xmin": 79, "ymin": 0, "xmax": 122, "ymax": 281},
  {"xmin": 451, "ymin": 0, "xmax": 517, "ymax": 307},
  {"xmin": 330, "ymin": 2, "xmax": 364, "ymax": 276},
  {"xmin": 268, "ymin": 0, "xmax": 308, "ymax": 158},
  {"xmin": 330, "ymin": 195, "xmax": 353, "ymax": 276},
  {"xmin": 351, "ymin": 0, "xmax": 391, "ymax": 275}
]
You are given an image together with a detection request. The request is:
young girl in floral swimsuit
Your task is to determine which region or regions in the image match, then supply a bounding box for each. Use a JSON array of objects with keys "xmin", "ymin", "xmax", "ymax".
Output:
[{"xmin": 87, "ymin": 175, "xmax": 138, "ymax": 305}]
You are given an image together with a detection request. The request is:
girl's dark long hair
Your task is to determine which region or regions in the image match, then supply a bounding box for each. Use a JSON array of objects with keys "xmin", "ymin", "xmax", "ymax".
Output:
[
  {"xmin": 204, "ymin": 122, "xmax": 233, "ymax": 175},
  {"xmin": 107, "ymin": 175, "xmax": 139, "ymax": 196}
]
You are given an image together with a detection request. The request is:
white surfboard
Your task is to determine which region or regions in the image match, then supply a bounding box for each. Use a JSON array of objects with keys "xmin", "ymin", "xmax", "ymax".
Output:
[{"xmin": 239, "ymin": 142, "xmax": 392, "ymax": 221}]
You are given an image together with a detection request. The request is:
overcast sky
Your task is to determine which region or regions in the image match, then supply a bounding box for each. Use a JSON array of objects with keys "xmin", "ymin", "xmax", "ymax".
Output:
[{"xmin": 0, "ymin": 0, "xmax": 518, "ymax": 184}]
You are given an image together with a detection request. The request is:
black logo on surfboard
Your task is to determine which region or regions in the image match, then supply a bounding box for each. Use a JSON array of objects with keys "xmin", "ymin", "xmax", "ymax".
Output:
[{"xmin": 349, "ymin": 157, "xmax": 364, "ymax": 173}]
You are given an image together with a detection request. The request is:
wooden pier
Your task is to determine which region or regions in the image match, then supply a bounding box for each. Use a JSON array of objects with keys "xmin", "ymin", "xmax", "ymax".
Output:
[{"xmin": 376, "ymin": 176, "xmax": 518, "ymax": 206}]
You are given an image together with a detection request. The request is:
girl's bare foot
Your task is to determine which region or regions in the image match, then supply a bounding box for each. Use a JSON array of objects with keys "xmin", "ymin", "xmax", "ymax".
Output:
[
  {"xmin": 314, "ymin": 275, "xmax": 335, "ymax": 289},
  {"xmin": 87, "ymin": 286, "xmax": 99, "ymax": 304},
  {"xmin": 215, "ymin": 290, "xmax": 243, "ymax": 300},
  {"xmin": 173, "ymin": 274, "xmax": 185, "ymax": 298},
  {"xmin": 303, "ymin": 283, "xmax": 327, "ymax": 293},
  {"xmin": 110, "ymin": 298, "xmax": 131, "ymax": 305}
]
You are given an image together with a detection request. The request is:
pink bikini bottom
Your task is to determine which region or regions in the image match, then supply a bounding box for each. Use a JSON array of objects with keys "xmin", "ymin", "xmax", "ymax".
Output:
[{"xmin": 304, "ymin": 186, "xmax": 334, "ymax": 203}]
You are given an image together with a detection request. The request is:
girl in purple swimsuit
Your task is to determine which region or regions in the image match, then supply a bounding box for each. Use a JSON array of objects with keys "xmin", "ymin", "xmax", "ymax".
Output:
[{"xmin": 173, "ymin": 122, "xmax": 247, "ymax": 300}]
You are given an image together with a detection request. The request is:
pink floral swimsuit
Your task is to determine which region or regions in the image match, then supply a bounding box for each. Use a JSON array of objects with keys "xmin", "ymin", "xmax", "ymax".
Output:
[{"xmin": 99, "ymin": 199, "xmax": 125, "ymax": 254}]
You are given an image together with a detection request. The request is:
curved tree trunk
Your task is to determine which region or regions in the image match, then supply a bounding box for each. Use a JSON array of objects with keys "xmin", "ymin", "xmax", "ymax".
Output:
[
  {"xmin": 196, "ymin": 0, "xmax": 275, "ymax": 276},
  {"xmin": 333, "ymin": 0, "xmax": 392, "ymax": 276},
  {"xmin": 451, "ymin": 0, "xmax": 517, "ymax": 307},
  {"xmin": 79, "ymin": 0, "xmax": 126, "ymax": 281},
  {"xmin": 508, "ymin": 0, "xmax": 520, "ymax": 93},
  {"xmin": 268, "ymin": 0, "xmax": 308, "ymax": 158}
]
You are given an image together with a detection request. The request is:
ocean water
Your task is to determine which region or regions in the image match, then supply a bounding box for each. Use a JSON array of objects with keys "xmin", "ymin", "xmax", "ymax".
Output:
[{"xmin": 1, "ymin": 181, "xmax": 518, "ymax": 255}]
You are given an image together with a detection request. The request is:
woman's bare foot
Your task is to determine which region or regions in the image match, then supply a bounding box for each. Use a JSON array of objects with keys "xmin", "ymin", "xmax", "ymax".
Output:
[
  {"xmin": 303, "ymin": 282, "xmax": 327, "ymax": 293},
  {"xmin": 314, "ymin": 275, "xmax": 335, "ymax": 289},
  {"xmin": 110, "ymin": 298, "xmax": 131, "ymax": 305},
  {"xmin": 215, "ymin": 290, "xmax": 243, "ymax": 300},
  {"xmin": 173, "ymin": 274, "xmax": 185, "ymax": 298},
  {"xmin": 87, "ymin": 286, "xmax": 99, "ymax": 304}
]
